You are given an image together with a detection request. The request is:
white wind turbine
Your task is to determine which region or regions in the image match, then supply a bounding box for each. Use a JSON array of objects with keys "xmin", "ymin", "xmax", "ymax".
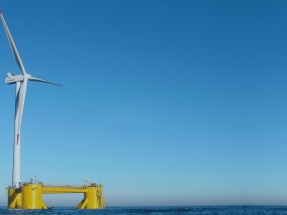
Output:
[{"xmin": 0, "ymin": 11, "xmax": 61, "ymax": 188}]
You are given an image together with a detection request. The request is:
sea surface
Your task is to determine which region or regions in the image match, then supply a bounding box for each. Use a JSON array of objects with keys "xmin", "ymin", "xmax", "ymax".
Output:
[{"xmin": 0, "ymin": 206, "xmax": 287, "ymax": 214}]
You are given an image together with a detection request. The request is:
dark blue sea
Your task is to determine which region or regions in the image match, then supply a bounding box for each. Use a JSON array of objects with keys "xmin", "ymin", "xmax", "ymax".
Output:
[{"xmin": 1, "ymin": 206, "xmax": 287, "ymax": 214}]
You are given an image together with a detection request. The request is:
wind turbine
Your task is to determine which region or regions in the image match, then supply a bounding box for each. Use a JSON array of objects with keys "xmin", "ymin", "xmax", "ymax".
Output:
[{"xmin": 0, "ymin": 11, "xmax": 61, "ymax": 188}]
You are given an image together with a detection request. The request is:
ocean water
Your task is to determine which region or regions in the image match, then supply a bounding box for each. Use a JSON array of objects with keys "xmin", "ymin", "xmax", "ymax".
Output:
[{"xmin": 0, "ymin": 206, "xmax": 287, "ymax": 215}]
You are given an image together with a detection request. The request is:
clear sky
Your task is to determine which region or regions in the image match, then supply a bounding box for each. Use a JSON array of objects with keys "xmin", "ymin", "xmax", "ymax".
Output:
[{"xmin": 1, "ymin": 0, "xmax": 287, "ymax": 207}]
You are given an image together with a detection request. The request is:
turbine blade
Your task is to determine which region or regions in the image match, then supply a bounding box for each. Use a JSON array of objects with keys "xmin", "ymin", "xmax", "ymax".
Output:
[
  {"xmin": 16, "ymin": 79, "xmax": 28, "ymax": 143},
  {"xmin": 0, "ymin": 11, "xmax": 26, "ymax": 75},
  {"xmin": 14, "ymin": 83, "xmax": 20, "ymax": 118},
  {"xmin": 29, "ymin": 76, "xmax": 62, "ymax": 86},
  {"xmin": 14, "ymin": 82, "xmax": 20, "ymax": 143}
]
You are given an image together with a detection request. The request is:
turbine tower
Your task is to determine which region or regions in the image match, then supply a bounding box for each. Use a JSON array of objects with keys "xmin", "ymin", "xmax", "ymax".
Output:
[{"xmin": 0, "ymin": 11, "xmax": 61, "ymax": 188}]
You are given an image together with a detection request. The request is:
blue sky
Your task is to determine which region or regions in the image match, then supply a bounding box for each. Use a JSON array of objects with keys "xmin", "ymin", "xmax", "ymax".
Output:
[{"xmin": 1, "ymin": 0, "xmax": 287, "ymax": 207}]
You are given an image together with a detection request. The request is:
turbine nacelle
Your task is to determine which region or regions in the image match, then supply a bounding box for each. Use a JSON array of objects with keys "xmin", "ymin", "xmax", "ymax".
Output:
[{"xmin": 5, "ymin": 72, "xmax": 23, "ymax": 84}]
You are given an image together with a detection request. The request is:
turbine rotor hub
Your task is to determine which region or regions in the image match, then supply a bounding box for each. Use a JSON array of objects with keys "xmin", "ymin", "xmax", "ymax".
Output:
[{"xmin": 24, "ymin": 74, "xmax": 31, "ymax": 79}]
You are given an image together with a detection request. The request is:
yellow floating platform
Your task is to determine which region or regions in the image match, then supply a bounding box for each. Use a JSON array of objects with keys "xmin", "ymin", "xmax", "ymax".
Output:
[{"xmin": 8, "ymin": 183, "xmax": 105, "ymax": 209}]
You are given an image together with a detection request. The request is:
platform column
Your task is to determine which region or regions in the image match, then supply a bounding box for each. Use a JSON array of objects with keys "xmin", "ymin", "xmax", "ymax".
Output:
[
  {"xmin": 85, "ymin": 187, "xmax": 99, "ymax": 209},
  {"xmin": 8, "ymin": 187, "xmax": 22, "ymax": 208},
  {"xmin": 22, "ymin": 184, "xmax": 46, "ymax": 209}
]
